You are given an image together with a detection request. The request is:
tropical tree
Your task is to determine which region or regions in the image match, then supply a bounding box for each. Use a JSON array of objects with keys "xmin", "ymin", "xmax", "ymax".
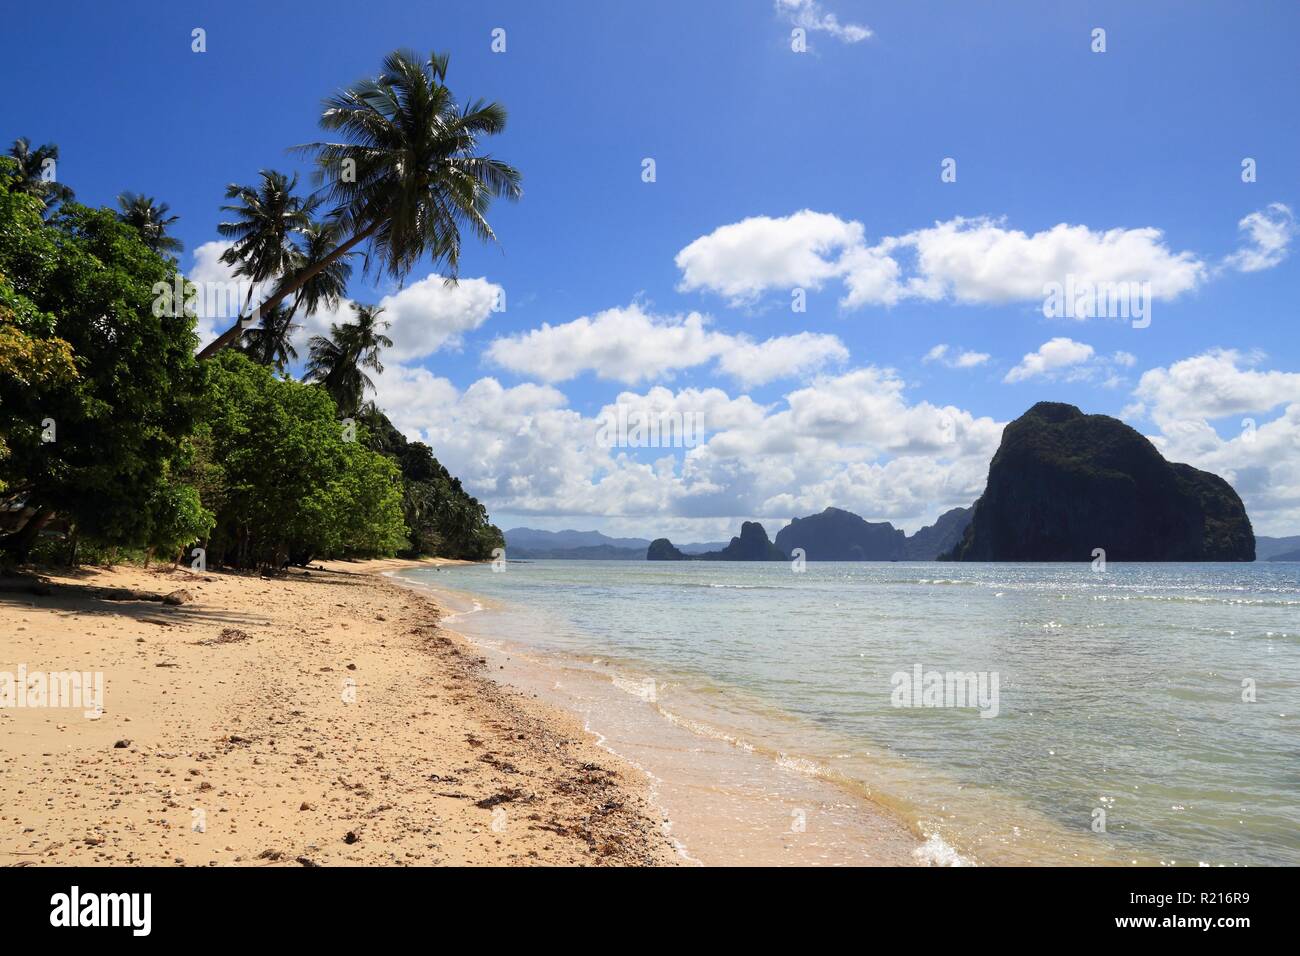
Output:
[
  {"xmin": 5, "ymin": 138, "xmax": 75, "ymax": 213},
  {"xmin": 198, "ymin": 49, "xmax": 520, "ymax": 358},
  {"xmin": 197, "ymin": 351, "xmax": 407, "ymax": 568},
  {"xmin": 216, "ymin": 169, "xmax": 316, "ymax": 321},
  {"xmin": 116, "ymin": 192, "xmax": 183, "ymax": 255},
  {"xmin": 305, "ymin": 304, "xmax": 391, "ymax": 417},
  {"xmin": 0, "ymin": 160, "xmax": 204, "ymax": 561},
  {"xmin": 291, "ymin": 217, "xmax": 353, "ymax": 315},
  {"xmin": 239, "ymin": 303, "xmax": 300, "ymax": 372}
]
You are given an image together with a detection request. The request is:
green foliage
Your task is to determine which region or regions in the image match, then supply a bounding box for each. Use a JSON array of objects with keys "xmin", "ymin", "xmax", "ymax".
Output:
[
  {"xmin": 6, "ymin": 138, "xmax": 75, "ymax": 214},
  {"xmin": 143, "ymin": 469, "xmax": 214, "ymax": 559},
  {"xmin": 197, "ymin": 352, "xmax": 408, "ymax": 567},
  {"xmin": 305, "ymin": 303, "xmax": 391, "ymax": 417},
  {"xmin": 360, "ymin": 405, "xmax": 503, "ymax": 560},
  {"xmin": 116, "ymin": 192, "xmax": 183, "ymax": 255},
  {"xmin": 0, "ymin": 158, "xmax": 204, "ymax": 558}
]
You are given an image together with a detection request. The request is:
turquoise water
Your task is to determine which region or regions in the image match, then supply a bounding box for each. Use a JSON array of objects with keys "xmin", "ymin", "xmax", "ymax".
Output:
[{"xmin": 402, "ymin": 560, "xmax": 1299, "ymax": 866}]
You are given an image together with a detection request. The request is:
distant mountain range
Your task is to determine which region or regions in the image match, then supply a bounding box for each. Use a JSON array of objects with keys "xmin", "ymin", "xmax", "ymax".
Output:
[
  {"xmin": 649, "ymin": 522, "xmax": 786, "ymax": 561},
  {"xmin": 503, "ymin": 527, "xmax": 725, "ymax": 559},
  {"xmin": 648, "ymin": 508, "xmax": 972, "ymax": 562},
  {"xmin": 1256, "ymin": 535, "xmax": 1300, "ymax": 561},
  {"xmin": 509, "ymin": 402, "xmax": 1295, "ymax": 564}
]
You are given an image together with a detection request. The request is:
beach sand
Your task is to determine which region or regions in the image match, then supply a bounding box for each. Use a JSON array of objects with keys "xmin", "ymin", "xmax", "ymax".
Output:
[{"xmin": 0, "ymin": 559, "xmax": 680, "ymax": 866}]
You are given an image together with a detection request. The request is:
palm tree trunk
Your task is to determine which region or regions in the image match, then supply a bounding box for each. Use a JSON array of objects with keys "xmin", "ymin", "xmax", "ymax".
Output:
[{"xmin": 197, "ymin": 222, "xmax": 380, "ymax": 359}]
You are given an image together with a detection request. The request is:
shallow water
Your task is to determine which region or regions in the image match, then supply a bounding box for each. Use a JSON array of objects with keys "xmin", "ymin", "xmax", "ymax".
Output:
[{"xmin": 396, "ymin": 560, "xmax": 1300, "ymax": 866}]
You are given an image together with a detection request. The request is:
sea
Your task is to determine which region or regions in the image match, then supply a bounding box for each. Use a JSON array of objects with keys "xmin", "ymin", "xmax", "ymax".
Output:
[{"xmin": 392, "ymin": 560, "xmax": 1299, "ymax": 867}]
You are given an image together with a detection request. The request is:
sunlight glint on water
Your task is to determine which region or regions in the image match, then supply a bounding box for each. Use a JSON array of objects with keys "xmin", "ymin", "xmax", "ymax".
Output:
[{"xmin": 400, "ymin": 560, "xmax": 1300, "ymax": 866}]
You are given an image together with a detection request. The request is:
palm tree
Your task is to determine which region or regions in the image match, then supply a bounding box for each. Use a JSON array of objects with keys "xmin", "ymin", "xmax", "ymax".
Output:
[
  {"xmin": 198, "ymin": 49, "xmax": 520, "ymax": 358},
  {"xmin": 305, "ymin": 304, "xmax": 393, "ymax": 417},
  {"xmin": 239, "ymin": 218, "xmax": 355, "ymax": 371},
  {"xmin": 116, "ymin": 192, "xmax": 183, "ymax": 254},
  {"xmin": 6, "ymin": 138, "xmax": 75, "ymax": 212},
  {"xmin": 239, "ymin": 304, "xmax": 300, "ymax": 372},
  {"xmin": 289, "ymin": 217, "xmax": 353, "ymax": 315},
  {"xmin": 216, "ymin": 169, "xmax": 317, "ymax": 321}
]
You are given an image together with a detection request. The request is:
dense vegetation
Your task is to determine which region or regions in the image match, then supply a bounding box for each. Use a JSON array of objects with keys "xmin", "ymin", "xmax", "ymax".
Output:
[{"xmin": 0, "ymin": 49, "xmax": 512, "ymax": 569}]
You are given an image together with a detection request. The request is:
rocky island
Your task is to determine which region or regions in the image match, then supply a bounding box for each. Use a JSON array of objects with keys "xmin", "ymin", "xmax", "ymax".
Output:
[{"xmin": 943, "ymin": 402, "xmax": 1255, "ymax": 561}]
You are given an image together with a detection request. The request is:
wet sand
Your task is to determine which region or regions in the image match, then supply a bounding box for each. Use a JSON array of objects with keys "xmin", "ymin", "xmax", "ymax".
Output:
[{"xmin": 389, "ymin": 572, "xmax": 929, "ymax": 866}]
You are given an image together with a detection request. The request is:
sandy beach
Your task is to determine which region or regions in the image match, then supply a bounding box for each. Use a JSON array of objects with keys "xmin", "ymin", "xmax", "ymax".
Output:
[{"xmin": 0, "ymin": 559, "xmax": 680, "ymax": 866}]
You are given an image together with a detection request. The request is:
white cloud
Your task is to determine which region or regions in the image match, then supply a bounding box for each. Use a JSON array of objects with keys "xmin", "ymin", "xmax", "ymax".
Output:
[
  {"xmin": 674, "ymin": 210, "xmax": 864, "ymax": 303},
  {"xmin": 923, "ymin": 344, "xmax": 990, "ymax": 369},
  {"xmin": 184, "ymin": 241, "xmax": 501, "ymax": 361},
  {"xmin": 185, "ymin": 241, "xmax": 267, "ymax": 347},
  {"xmin": 1131, "ymin": 349, "xmax": 1300, "ymax": 427},
  {"xmin": 883, "ymin": 218, "xmax": 1206, "ymax": 305},
  {"xmin": 677, "ymin": 212, "xmax": 1213, "ymax": 313},
  {"xmin": 1224, "ymin": 203, "xmax": 1295, "ymax": 272},
  {"xmin": 377, "ymin": 362, "xmax": 1002, "ymax": 533},
  {"xmin": 775, "ymin": 0, "xmax": 872, "ymax": 43},
  {"xmin": 376, "ymin": 275, "xmax": 502, "ymax": 361},
  {"xmin": 1127, "ymin": 350, "xmax": 1300, "ymax": 535},
  {"xmin": 485, "ymin": 303, "xmax": 846, "ymax": 386},
  {"xmin": 715, "ymin": 331, "xmax": 848, "ymax": 387},
  {"xmin": 1004, "ymin": 337, "xmax": 1095, "ymax": 383}
]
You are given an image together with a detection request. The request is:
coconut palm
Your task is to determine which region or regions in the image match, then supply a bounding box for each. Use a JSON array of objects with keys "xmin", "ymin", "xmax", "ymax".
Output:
[
  {"xmin": 305, "ymin": 304, "xmax": 392, "ymax": 417},
  {"xmin": 198, "ymin": 49, "xmax": 520, "ymax": 358},
  {"xmin": 116, "ymin": 192, "xmax": 183, "ymax": 254},
  {"xmin": 6, "ymin": 138, "xmax": 75, "ymax": 212},
  {"xmin": 239, "ymin": 304, "xmax": 300, "ymax": 372},
  {"xmin": 289, "ymin": 217, "xmax": 353, "ymax": 316},
  {"xmin": 216, "ymin": 169, "xmax": 317, "ymax": 321}
]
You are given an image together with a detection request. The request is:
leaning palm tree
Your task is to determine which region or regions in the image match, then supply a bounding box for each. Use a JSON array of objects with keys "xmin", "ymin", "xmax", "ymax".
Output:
[
  {"xmin": 198, "ymin": 49, "xmax": 520, "ymax": 358},
  {"xmin": 216, "ymin": 169, "xmax": 317, "ymax": 321},
  {"xmin": 6, "ymin": 138, "xmax": 75, "ymax": 212},
  {"xmin": 305, "ymin": 304, "xmax": 392, "ymax": 417},
  {"xmin": 288, "ymin": 217, "xmax": 353, "ymax": 316},
  {"xmin": 116, "ymin": 192, "xmax": 183, "ymax": 254}
]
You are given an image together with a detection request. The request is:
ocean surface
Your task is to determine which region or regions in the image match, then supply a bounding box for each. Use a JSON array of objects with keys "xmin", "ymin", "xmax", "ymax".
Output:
[{"xmin": 395, "ymin": 560, "xmax": 1299, "ymax": 867}]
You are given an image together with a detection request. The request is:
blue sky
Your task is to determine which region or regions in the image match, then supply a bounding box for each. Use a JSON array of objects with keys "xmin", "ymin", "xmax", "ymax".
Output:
[{"xmin": 5, "ymin": 1, "xmax": 1299, "ymax": 538}]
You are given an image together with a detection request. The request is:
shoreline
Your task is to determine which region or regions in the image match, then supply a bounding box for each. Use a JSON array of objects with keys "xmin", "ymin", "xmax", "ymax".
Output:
[
  {"xmin": 0, "ymin": 559, "xmax": 681, "ymax": 866},
  {"xmin": 387, "ymin": 566, "xmax": 933, "ymax": 866}
]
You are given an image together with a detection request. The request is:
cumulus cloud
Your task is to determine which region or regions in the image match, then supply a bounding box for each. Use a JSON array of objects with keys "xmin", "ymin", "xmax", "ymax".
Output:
[
  {"xmin": 1125, "ymin": 350, "xmax": 1300, "ymax": 534},
  {"xmin": 1130, "ymin": 349, "xmax": 1300, "ymax": 428},
  {"xmin": 677, "ymin": 212, "xmax": 1223, "ymax": 313},
  {"xmin": 878, "ymin": 218, "xmax": 1205, "ymax": 306},
  {"xmin": 185, "ymin": 241, "xmax": 267, "ymax": 347},
  {"xmin": 373, "ymin": 275, "xmax": 502, "ymax": 361},
  {"xmin": 1004, "ymin": 337, "xmax": 1096, "ymax": 383},
  {"xmin": 775, "ymin": 0, "xmax": 872, "ymax": 43},
  {"xmin": 376, "ymin": 362, "xmax": 1002, "ymax": 533},
  {"xmin": 923, "ymin": 344, "xmax": 990, "ymax": 369},
  {"xmin": 1002, "ymin": 338, "xmax": 1139, "ymax": 386},
  {"xmin": 674, "ymin": 210, "xmax": 864, "ymax": 303},
  {"xmin": 1223, "ymin": 203, "xmax": 1295, "ymax": 272},
  {"xmin": 715, "ymin": 332, "xmax": 849, "ymax": 387},
  {"xmin": 485, "ymin": 303, "xmax": 847, "ymax": 386}
]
